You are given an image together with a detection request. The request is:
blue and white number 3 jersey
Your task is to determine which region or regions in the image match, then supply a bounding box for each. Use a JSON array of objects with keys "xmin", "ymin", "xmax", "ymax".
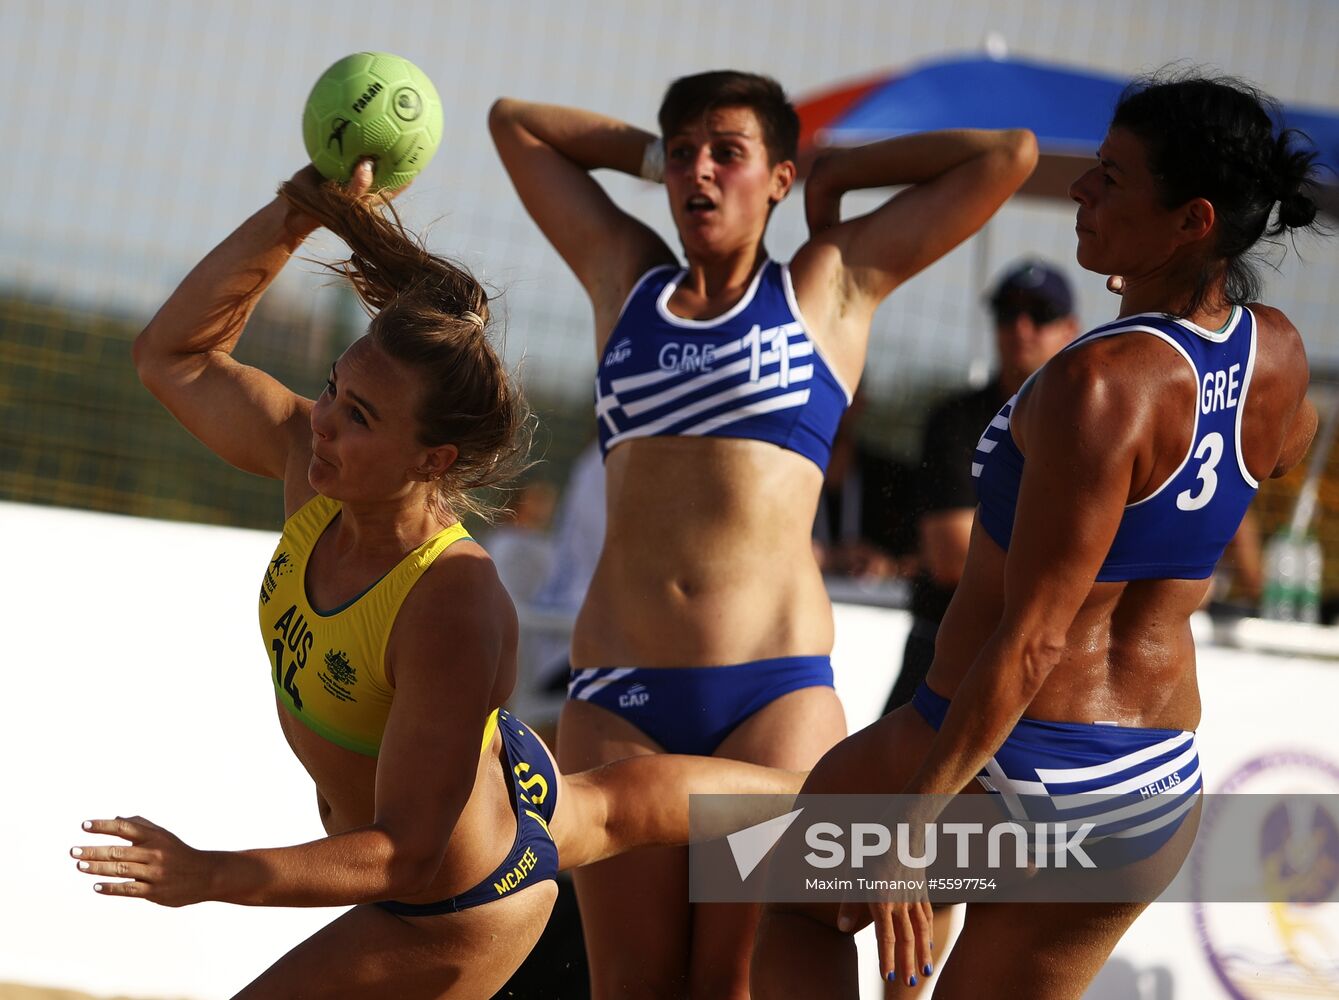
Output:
[
  {"xmin": 973, "ymin": 307, "xmax": 1260, "ymax": 581},
  {"xmin": 594, "ymin": 261, "xmax": 852, "ymax": 470}
]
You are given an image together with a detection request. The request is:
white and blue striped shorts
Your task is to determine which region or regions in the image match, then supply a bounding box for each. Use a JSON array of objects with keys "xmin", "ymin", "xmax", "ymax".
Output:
[{"xmin": 913, "ymin": 682, "xmax": 1202, "ymax": 866}]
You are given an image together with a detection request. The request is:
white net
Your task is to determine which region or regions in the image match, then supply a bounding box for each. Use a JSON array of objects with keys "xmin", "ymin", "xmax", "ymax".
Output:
[{"xmin": 2, "ymin": 0, "xmax": 1337, "ymax": 510}]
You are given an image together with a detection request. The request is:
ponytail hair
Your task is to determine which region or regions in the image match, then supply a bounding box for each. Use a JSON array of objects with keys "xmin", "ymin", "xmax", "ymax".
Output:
[
  {"xmin": 279, "ymin": 178, "xmax": 533, "ymax": 522},
  {"xmin": 1273, "ymin": 129, "xmax": 1322, "ymax": 232},
  {"xmin": 1111, "ymin": 69, "xmax": 1324, "ymax": 315}
]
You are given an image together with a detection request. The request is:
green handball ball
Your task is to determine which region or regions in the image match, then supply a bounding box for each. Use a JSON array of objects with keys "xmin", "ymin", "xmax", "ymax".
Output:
[{"xmin": 303, "ymin": 52, "xmax": 443, "ymax": 189}]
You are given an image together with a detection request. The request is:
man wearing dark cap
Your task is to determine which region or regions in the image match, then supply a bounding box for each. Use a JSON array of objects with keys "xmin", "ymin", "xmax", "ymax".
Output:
[{"xmin": 883, "ymin": 258, "xmax": 1079, "ymax": 713}]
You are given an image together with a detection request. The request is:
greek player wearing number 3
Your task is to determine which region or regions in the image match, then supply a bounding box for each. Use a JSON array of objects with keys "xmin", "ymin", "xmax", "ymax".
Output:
[
  {"xmin": 753, "ymin": 72, "xmax": 1323, "ymax": 998},
  {"xmin": 70, "ymin": 160, "xmax": 805, "ymax": 999}
]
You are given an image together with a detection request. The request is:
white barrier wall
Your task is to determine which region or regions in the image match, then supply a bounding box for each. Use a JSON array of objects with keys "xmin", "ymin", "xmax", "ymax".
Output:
[
  {"xmin": 2, "ymin": 502, "xmax": 1337, "ymax": 999},
  {"xmin": 1, "ymin": 503, "xmax": 336, "ymax": 999}
]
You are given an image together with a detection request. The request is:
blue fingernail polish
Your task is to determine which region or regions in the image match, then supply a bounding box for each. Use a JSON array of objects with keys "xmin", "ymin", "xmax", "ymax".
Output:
[
  {"xmin": 910, "ymin": 976, "xmax": 918, "ymax": 987},
  {"xmin": 924, "ymin": 963, "xmax": 933, "ymax": 976},
  {"xmin": 886, "ymin": 971, "xmax": 896, "ymax": 983}
]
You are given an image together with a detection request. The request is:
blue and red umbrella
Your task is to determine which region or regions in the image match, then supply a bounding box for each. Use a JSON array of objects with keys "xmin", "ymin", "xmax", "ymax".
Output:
[{"xmin": 795, "ymin": 53, "xmax": 1339, "ymax": 212}]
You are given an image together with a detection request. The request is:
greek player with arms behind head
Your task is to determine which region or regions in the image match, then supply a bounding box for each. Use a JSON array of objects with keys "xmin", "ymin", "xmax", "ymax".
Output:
[{"xmin": 491, "ymin": 71, "xmax": 1036, "ymax": 996}]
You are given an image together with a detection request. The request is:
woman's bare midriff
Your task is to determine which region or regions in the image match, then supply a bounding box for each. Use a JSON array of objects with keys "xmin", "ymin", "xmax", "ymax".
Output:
[
  {"xmin": 277, "ymin": 707, "xmax": 522, "ymax": 906},
  {"xmin": 571, "ymin": 437, "xmax": 835, "ymax": 668},
  {"xmin": 928, "ymin": 522, "xmax": 1207, "ymax": 732}
]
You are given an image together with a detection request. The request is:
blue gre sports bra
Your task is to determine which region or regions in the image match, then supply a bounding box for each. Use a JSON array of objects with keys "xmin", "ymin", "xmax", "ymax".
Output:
[
  {"xmin": 594, "ymin": 261, "xmax": 852, "ymax": 470},
  {"xmin": 972, "ymin": 307, "xmax": 1259, "ymax": 581}
]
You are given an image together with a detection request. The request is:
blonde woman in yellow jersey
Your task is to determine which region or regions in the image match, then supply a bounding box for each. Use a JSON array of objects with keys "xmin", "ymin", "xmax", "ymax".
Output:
[{"xmin": 70, "ymin": 161, "xmax": 803, "ymax": 999}]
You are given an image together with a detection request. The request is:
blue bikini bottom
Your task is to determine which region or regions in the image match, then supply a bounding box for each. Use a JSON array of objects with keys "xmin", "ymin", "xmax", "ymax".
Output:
[
  {"xmin": 376, "ymin": 710, "xmax": 559, "ymax": 915},
  {"xmin": 567, "ymin": 655, "xmax": 835, "ymax": 756}
]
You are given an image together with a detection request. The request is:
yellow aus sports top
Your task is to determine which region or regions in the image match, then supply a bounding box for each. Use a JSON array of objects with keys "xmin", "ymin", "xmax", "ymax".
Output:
[{"xmin": 258, "ymin": 494, "xmax": 498, "ymax": 757}]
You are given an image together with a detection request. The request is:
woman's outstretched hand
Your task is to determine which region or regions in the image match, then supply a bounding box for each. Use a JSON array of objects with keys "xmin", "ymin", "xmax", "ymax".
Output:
[
  {"xmin": 837, "ymin": 889, "xmax": 935, "ymax": 988},
  {"xmin": 72, "ymin": 816, "xmax": 217, "ymax": 907},
  {"xmin": 832, "ymin": 801, "xmax": 936, "ymax": 988}
]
